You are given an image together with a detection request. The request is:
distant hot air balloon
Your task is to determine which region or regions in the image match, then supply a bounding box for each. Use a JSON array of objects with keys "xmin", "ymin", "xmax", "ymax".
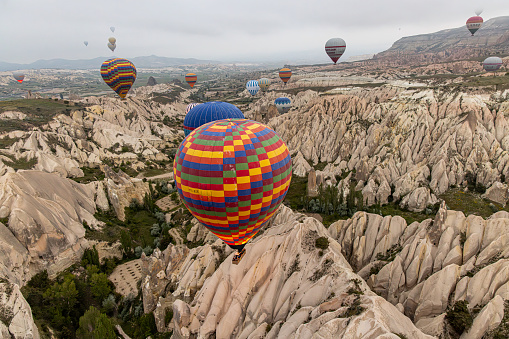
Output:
[
  {"xmin": 185, "ymin": 103, "xmax": 200, "ymax": 114},
  {"xmin": 185, "ymin": 73, "xmax": 197, "ymax": 88},
  {"xmin": 183, "ymin": 101, "xmax": 244, "ymax": 136},
  {"xmin": 84, "ymin": 41, "xmax": 89, "ymax": 46},
  {"xmin": 258, "ymin": 78, "xmax": 271, "ymax": 92},
  {"xmin": 246, "ymin": 80, "xmax": 260, "ymax": 96},
  {"xmin": 325, "ymin": 38, "xmax": 346, "ymax": 64},
  {"xmin": 100, "ymin": 58, "xmax": 137, "ymax": 99},
  {"xmin": 12, "ymin": 72, "xmax": 25, "ymax": 83},
  {"xmin": 279, "ymin": 68, "xmax": 292, "ymax": 85},
  {"xmin": 475, "ymin": 8, "xmax": 483, "ymax": 16},
  {"xmin": 108, "ymin": 37, "xmax": 116, "ymax": 44},
  {"xmin": 274, "ymin": 97, "xmax": 292, "ymax": 114},
  {"xmin": 483, "ymin": 57, "xmax": 503, "ymax": 72},
  {"xmin": 466, "ymin": 16, "xmax": 483, "ymax": 36},
  {"xmin": 110, "ymin": 26, "xmax": 115, "ymax": 33},
  {"xmin": 174, "ymin": 119, "xmax": 292, "ymax": 264},
  {"xmin": 107, "ymin": 42, "xmax": 116, "ymax": 52}
]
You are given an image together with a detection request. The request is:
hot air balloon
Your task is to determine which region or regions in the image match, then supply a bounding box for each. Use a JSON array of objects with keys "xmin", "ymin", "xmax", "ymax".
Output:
[
  {"xmin": 475, "ymin": 9, "xmax": 483, "ymax": 16},
  {"xmin": 274, "ymin": 97, "xmax": 292, "ymax": 114},
  {"xmin": 325, "ymin": 38, "xmax": 346, "ymax": 64},
  {"xmin": 279, "ymin": 68, "xmax": 292, "ymax": 85},
  {"xmin": 174, "ymin": 119, "xmax": 292, "ymax": 264},
  {"xmin": 185, "ymin": 73, "xmax": 197, "ymax": 88},
  {"xmin": 107, "ymin": 43, "xmax": 116, "ymax": 52},
  {"xmin": 246, "ymin": 80, "xmax": 260, "ymax": 96},
  {"xmin": 84, "ymin": 41, "xmax": 89, "ymax": 46},
  {"xmin": 483, "ymin": 57, "xmax": 503, "ymax": 72},
  {"xmin": 12, "ymin": 72, "xmax": 24, "ymax": 83},
  {"xmin": 259, "ymin": 78, "xmax": 271, "ymax": 92},
  {"xmin": 183, "ymin": 101, "xmax": 244, "ymax": 136},
  {"xmin": 186, "ymin": 103, "xmax": 200, "ymax": 114},
  {"xmin": 100, "ymin": 58, "xmax": 137, "ymax": 99},
  {"xmin": 466, "ymin": 16, "xmax": 483, "ymax": 36},
  {"xmin": 108, "ymin": 37, "xmax": 116, "ymax": 44},
  {"xmin": 110, "ymin": 26, "xmax": 115, "ymax": 33}
]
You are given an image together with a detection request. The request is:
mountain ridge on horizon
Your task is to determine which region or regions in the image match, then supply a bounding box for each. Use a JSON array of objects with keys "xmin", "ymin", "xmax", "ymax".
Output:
[{"xmin": 0, "ymin": 55, "xmax": 222, "ymax": 71}]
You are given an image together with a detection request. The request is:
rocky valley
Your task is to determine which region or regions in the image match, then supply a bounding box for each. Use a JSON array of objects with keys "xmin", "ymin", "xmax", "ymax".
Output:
[{"xmin": 1, "ymin": 23, "xmax": 509, "ymax": 338}]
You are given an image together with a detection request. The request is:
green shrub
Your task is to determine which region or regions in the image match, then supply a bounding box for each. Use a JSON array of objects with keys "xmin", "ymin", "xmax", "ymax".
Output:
[
  {"xmin": 446, "ymin": 300, "xmax": 473, "ymax": 334},
  {"xmin": 315, "ymin": 237, "xmax": 329, "ymax": 250}
]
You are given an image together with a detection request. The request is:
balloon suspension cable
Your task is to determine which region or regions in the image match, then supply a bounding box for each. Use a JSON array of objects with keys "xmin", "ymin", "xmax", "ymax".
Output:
[{"xmin": 232, "ymin": 248, "xmax": 246, "ymax": 265}]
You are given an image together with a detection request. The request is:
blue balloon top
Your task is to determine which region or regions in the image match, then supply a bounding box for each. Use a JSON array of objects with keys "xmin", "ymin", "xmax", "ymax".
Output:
[
  {"xmin": 275, "ymin": 97, "xmax": 291, "ymax": 105},
  {"xmin": 183, "ymin": 101, "xmax": 245, "ymax": 136}
]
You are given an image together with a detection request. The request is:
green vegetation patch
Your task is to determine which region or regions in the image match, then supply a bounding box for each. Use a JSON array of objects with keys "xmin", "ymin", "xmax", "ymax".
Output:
[
  {"xmin": 72, "ymin": 167, "xmax": 105, "ymax": 184},
  {"xmin": 0, "ymin": 99, "xmax": 80, "ymax": 133},
  {"xmin": 446, "ymin": 300, "xmax": 473, "ymax": 335},
  {"xmin": 3, "ymin": 155, "xmax": 37, "ymax": 170},
  {"xmin": 440, "ymin": 188, "xmax": 502, "ymax": 219}
]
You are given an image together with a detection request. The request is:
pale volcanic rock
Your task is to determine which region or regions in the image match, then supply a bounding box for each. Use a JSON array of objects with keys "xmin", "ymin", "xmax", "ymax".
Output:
[
  {"xmin": 291, "ymin": 151, "xmax": 312, "ymax": 177},
  {"xmin": 482, "ymin": 181, "xmax": 509, "ymax": 206},
  {"xmin": 0, "ymin": 111, "xmax": 27, "ymax": 120},
  {"xmin": 460, "ymin": 295, "xmax": 504, "ymax": 339},
  {"xmin": 0, "ymin": 171, "xmax": 99, "ymax": 284},
  {"xmin": 400, "ymin": 187, "xmax": 438, "ymax": 212},
  {"xmin": 0, "ymin": 281, "xmax": 40, "ymax": 339},
  {"xmin": 165, "ymin": 207, "xmax": 431, "ymax": 338}
]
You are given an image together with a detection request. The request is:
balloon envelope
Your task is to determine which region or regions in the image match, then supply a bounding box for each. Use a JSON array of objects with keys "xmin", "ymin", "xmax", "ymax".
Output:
[
  {"xmin": 246, "ymin": 80, "xmax": 260, "ymax": 96},
  {"xmin": 174, "ymin": 119, "xmax": 292, "ymax": 251},
  {"xmin": 274, "ymin": 97, "xmax": 292, "ymax": 114},
  {"xmin": 186, "ymin": 103, "xmax": 200, "ymax": 114},
  {"xmin": 279, "ymin": 68, "xmax": 292, "ymax": 84},
  {"xmin": 84, "ymin": 41, "xmax": 88, "ymax": 46},
  {"xmin": 325, "ymin": 38, "xmax": 346, "ymax": 64},
  {"xmin": 108, "ymin": 37, "xmax": 116, "ymax": 44},
  {"xmin": 100, "ymin": 58, "xmax": 137, "ymax": 99},
  {"xmin": 183, "ymin": 101, "xmax": 244, "ymax": 136},
  {"xmin": 12, "ymin": 72, "xmax": 24, "ymax": 83},
  {"xmin": 483, "ymin": 57, "xmax": 503, "ymax": 72},
  {"xmin": 110, "ymin": 26, "xmax": 115, "ymax": 33},
  {"xmin": 107, "ymin": 42, "xmax": 116, "ymax": 52},
  {"xmin": 259, "ymin": 78, "xmax": 271, "ymax": 92},
  {"xmin": 466, "ymin": 16, "xmax": 483, "ymax": 35},
  {"xmin": 475, "ymin": 8, "xmax": 483, "ymax": 16},
  {"xmin": 185, "ymin": 73, "xmax": 197, "ymax": 88}
]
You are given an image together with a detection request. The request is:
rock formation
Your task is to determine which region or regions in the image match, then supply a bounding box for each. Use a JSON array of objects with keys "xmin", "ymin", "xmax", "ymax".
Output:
[{"xmin": 0, "ymin": 280, "xmax": 40, "ymax": 339}]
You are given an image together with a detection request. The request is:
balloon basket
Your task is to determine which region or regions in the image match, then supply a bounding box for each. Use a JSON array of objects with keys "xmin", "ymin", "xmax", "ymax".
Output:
[{"xmin": 232, "ymin": 249, "xmax": 246, "ymax": 265}]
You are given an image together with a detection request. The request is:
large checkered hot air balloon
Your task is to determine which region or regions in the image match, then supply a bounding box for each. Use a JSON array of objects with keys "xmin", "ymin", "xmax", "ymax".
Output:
[
  {"xmin": 100, "ymin": 58, "xmax": 137, "ymax": 99},
  {"xmin": 174, "ymin": 119, "xmax": 292, "ymax": 264},
  {"xmin": 183, "ymin": 101, "xmax": 244, "ymax": 136},
  {"xmin": 185, "ymin": 73, "xmax": 197, "ymax": 88},
  {"xmin": 279, "ymin": 68, "xmax": 292, "ymax": 85}
]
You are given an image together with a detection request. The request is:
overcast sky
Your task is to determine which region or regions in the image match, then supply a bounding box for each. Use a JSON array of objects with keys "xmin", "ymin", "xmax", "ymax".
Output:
[{"xmin": 1, "ymin": 0, "xmax": 508, "ymax": 64}]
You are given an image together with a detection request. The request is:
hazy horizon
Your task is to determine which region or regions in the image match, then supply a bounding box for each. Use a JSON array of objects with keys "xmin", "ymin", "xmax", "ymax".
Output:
[{"xmin": 1, "ymin": 0, "xmax": 509, "ymax": 65}]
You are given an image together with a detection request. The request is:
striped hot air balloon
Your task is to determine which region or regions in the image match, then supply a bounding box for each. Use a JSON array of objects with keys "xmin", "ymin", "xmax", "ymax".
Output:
[
  {"xmin": 279, "ymin": 68, "xmax": 292, "ymax": 84},
  {"xmin": 174, "ymin": 119, "xmax": 292, "ymax": 263},
  {"xmin": 325, "ymin": 38, "xmax": 346, "ymax": 64},
  {"xmin": 12, "ymin": 72, "xmax": 25, "ymax": 83},
  {"xmin": 466, "ymin": 16, "xmax": 483, "ymax": 36},
  {"xmin": 274, "ymin": 97, "xmax": 292, "ymax": 114},
  {"xmin": 183, "ymin": 101, "xmax": 244, "ymax": 136},
  {"xmin": 185, "ymin": 73, "xmax": 197, "ymax": 88},
  {"xmin": 483, "ymin": 57, "xmax": 503, "ymax": 72},
  {"xmin": 100, "ymin": 58, "xmax": 137, "ymax": 99},
  {"xmin": 259, "ymin": 78, "xmax": 271, "ymax": 92},
  {"xmin": 186, "ymin": 103, "xmax": 200, "ymax": 114},
  {"xmin": 246, "ymin": 80, "xmax": 260, "ymax": 96}
]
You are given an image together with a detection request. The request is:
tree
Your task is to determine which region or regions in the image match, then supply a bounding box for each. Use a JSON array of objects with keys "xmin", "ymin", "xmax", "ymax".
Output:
[
  {"xmin": 81, "ymin": 246, "xmax": 100, "ymax": 267},
  {"xmin": 76, "ymin": 306, "xmax": 116, "ymax": 339},
  {"xmin": 120, "ymin": 230, "xmax": 133, "ymax": 257},
  {"xmin": 43, "ymin": 275, "xmax": 78, "ymax": 318},
  {"xmin": 90, "ymin": 273, "xmax": 111, "ymax": 301}
]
